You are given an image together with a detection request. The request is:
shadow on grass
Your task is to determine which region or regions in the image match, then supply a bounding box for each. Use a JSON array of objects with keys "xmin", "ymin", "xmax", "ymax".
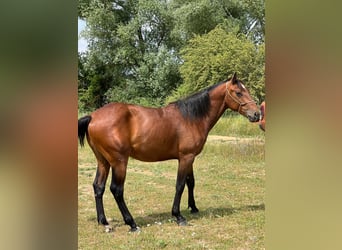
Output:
[
  {"xmin": 133, "ymin": 203, "xmax": 265, "ymax": 227},
  {"xmin": 85, "ymin": 204, "xmax": 265, "ymax": 228}
]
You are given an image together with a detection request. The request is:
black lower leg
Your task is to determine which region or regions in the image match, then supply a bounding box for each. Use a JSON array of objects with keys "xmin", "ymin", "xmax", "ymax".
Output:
[
  {"xmin": 93, "ymin": 182, "xmax": 108, "ymax": 225},
  {"xmin": 172, "ymin": 206, "xmax": 187, "ymax": 226},
  {"xmin": 186, "ymin": 173, "xmax": 199, "ymax": 213},
  {"xmin": 110, "ymin": 183, "xmax": 137, "ymax": 231},
  {"xmin": 172, "ymin": 175, "xmax": 187, "ymax": 225}
]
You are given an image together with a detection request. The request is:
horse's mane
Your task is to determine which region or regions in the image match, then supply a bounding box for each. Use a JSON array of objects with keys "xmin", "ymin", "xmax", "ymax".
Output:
[{"xmin": 172, "ymin": 80, "xmax": 227, "ymax": 120}]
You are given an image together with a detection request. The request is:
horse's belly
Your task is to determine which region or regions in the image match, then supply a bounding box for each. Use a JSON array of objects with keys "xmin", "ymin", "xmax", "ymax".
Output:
[
  {"xmin": 130, "ymin": 148, "xmax": 177, "ymax": 162},
  {"xmin": 130, "ymin": 137, "xmax": 178, "ymax": 162}
]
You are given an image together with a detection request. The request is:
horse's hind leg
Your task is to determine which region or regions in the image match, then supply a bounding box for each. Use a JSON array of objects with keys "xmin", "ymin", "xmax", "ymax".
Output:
[
  {"xmin": 110, "ymin": 159, "xmax": 138, "ymax": 232},
  {"xmin": 93, "ymin": 158, "xmax": 110, "ymax": 226},
  {"xmin": 186, "ymin": 167, "xmax": 199, "ymax": 213}
]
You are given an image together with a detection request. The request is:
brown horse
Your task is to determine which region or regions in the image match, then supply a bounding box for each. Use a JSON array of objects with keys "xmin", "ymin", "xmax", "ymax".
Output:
[
  {"xmin": 78, "ymin": 73, "xmax": 260, "ymax": 232},
  {"xmin": 259, "ymin": 101, "xmax": 266, "ymax": 131}
]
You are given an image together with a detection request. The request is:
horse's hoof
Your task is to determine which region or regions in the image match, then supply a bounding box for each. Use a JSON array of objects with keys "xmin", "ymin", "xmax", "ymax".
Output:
[
  {"xmin": 191, "ymin": 208, "xmax": 199, "ymax": 214},
  {"xmin": 177, "ymin": 219, "xmax": 187, "ymax": 226},
  {"xmin": 129, "ymin": 226, "xmax": 141, "ymax": 233},
  {"xmin": 104, "ymin": 225, "xmax": 113, "ymax": 233}
]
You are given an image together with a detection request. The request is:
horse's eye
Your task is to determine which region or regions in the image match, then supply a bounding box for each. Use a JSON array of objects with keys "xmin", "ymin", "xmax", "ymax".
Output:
[{"xmin": 236, "ymin": 92, "xmax": 243, "ymax": 97}]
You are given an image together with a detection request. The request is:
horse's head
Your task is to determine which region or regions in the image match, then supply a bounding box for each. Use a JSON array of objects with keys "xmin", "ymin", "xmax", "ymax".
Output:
[{"xmin": 225, "ymin": 73, "xmax": 260, "ymax": 122}]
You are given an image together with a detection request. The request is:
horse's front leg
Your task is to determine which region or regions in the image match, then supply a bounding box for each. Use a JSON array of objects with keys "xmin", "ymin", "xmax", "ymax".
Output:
[
  {"xmin": 186, "ymin": 167, "xmax": 199, "ymax": 213},
  {"xmin": 172, "ymin": 155, "xmax": 195, "ymax": 226}
]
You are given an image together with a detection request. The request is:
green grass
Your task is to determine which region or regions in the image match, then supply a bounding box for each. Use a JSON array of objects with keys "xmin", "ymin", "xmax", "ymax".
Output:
[
  {"xmin": 78, "ymin": 132, "xmax": 265, "ymax": 249},
  {"xmin": 209, "ymin": 114, "xmax": 264, "ymax": 138}
]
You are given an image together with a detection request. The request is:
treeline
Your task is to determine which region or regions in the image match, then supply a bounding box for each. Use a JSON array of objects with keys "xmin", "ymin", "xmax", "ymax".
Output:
[{"xmin": 78, "ymin": 0, "xmax": 265, "ymax": 112}]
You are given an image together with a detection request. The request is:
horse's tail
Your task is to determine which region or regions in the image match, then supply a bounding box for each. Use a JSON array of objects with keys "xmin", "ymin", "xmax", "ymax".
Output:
[{"xmin": 78, "ymin": 115, "xmax": 92, "ymax": 147}]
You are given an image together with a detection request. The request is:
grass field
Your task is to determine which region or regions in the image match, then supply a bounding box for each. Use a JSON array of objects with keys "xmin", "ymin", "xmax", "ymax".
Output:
[{"xmin": 78, "ymin": 117, "xmax": 265, "ymax": 249}]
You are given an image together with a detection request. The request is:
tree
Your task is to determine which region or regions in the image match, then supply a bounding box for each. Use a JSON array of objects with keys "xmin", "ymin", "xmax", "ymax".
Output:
[
  {"xmin": 78, "ymin": 0, "xmax": 182, "ymax": 111},
  {"xmin": 78, "ymin": 52, "xmax": 115, "ymax": 111},
  {"xmin": 167, "ymin": 27, "xmax": 264, "ymax": 104},
  {"xmin": 170, "ymin": 0, "xmax": 265, "ymax": 45},
  {"xmin": 78, "ymin": 0, "xmax": 265, "ymax": 111}
]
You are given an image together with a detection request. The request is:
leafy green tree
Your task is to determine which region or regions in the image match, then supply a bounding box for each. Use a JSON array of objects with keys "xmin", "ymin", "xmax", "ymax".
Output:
[
  {"xmin": 170, "ymin": 0, "xmax": 264, "ymax": 45},
  {"xmin": 105, "ymin": 45, "xmax": 181, "ymax": 106},
  {"xmin": 167, "ymin": 27, "xmax": 264, "ymax": 104},
  {"xmin": 78, "ymin": 52, "xmax": 115, "ymax": 111},
  {"xmin": 78, "ymin": 0, "xmax": 182, "ymax": 110},
  {"xmin": 78, "ymin": 0, "xmax": 265, "ymax": 111}
]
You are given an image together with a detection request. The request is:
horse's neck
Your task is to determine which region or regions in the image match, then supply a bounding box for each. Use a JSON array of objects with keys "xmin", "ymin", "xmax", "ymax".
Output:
[{"xmin": 204, "ymin": 85, "xmax": 228, "ymax": 133}]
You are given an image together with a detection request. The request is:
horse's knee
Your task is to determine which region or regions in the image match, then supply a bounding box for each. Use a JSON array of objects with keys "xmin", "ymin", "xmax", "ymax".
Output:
[{"xmin": 93, "ymin": 182, "xmax": 105, "ymax": 197}]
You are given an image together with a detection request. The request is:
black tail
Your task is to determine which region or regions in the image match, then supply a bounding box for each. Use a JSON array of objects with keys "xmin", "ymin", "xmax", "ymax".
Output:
[{"xmin": 78, "ymin": 115, "xmax": 92, "ymax": 147}]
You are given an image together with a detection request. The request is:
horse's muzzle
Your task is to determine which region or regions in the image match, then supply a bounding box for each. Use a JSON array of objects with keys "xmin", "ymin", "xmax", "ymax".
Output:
[{"xmin": 247, "ymin": 111, "xmax": 260, "ymax": 122}]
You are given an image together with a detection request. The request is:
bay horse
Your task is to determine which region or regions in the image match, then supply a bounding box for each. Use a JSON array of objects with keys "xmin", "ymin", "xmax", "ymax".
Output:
[
  {"xmin": 259, "ymin": 101, "xmax": 266, "ymax": 131},
  {"xmin": 78, "ymin": 73, "xmax": 260, "ymax": 232}
]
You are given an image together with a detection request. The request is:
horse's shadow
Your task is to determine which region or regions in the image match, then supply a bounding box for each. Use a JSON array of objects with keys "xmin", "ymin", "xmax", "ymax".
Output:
[
  {"xmin": 87, "ymin": 203, "xmax": 265, "ymax": 227},
  {"xmin": 133, "ymin": 203, "xmax": 265, "ymax": 227}
]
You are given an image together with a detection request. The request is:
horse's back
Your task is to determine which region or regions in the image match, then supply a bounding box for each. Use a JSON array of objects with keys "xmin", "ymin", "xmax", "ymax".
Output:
[{"xmin": 86, "ymin": 102, "xmax": 180, "ymax": 161}]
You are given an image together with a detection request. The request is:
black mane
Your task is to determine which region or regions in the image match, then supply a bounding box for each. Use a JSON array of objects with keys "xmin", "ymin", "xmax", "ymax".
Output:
[{"xmin": 172, "ymin": 80, "xmax": 227, "ymax": 119}]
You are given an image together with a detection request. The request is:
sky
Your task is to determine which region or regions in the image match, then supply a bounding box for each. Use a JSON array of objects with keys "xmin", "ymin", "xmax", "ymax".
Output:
[{"xmin": 78, "ymin": 19, "xmax": 88, "ymax": 53}]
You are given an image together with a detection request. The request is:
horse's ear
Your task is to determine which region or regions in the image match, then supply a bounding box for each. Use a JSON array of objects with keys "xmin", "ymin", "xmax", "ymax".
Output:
[{"xmin": 231, "ymin": 72, "xmax": 238, "ymax": 84}]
